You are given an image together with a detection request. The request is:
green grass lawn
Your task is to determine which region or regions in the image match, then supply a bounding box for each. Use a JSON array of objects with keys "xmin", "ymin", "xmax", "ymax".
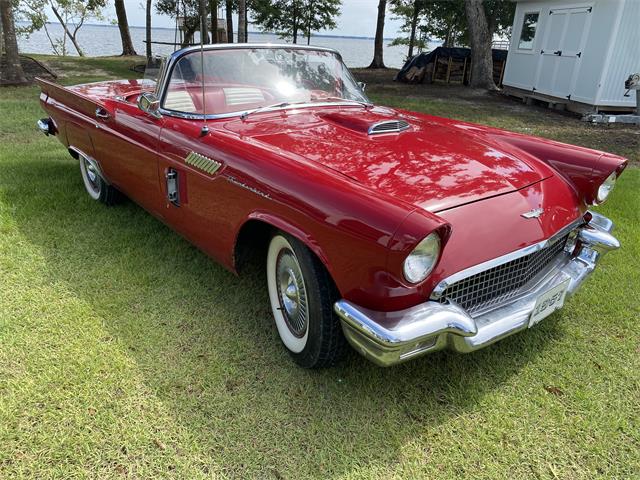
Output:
[{"xmin": 1, "ymin": 56, "xmax": 639, "ymax": 479}]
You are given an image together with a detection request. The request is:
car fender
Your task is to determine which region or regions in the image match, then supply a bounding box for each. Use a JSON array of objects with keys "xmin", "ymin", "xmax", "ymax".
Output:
[{"xmin": 235, "ymin": 210, "xmax": 336, "ymax": 279}]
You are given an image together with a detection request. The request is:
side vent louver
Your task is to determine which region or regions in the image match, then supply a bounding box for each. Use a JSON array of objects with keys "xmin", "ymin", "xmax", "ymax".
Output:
[
  {"xmin": 185, "ymin": 151, "xmax": 222, "ymax": 175},
  {"xmin": 368, "ymin": 119, "xmax": 410, "ymax": 135}
]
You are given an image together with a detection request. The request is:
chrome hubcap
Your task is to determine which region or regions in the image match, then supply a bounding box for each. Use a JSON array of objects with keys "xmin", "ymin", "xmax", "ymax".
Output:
[
  {"xmin": 276, "ymin": 250, "xmax": 308, "ymax": 338},
  {"xmin": 84, "ymin": 158, "xmax": 100, "ymax": 192}
]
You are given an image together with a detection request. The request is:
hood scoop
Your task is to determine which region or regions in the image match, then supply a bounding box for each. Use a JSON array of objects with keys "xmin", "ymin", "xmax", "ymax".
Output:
[
  {"xmin": 319, "ymin": 111, "xmax": 411, "ymax": 135},
  {"xmin": 368, "ymin": 119, "xmax": 410, "ymax": 135}
]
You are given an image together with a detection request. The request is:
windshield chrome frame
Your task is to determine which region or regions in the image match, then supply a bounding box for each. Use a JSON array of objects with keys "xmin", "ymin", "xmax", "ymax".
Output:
[{"xmin": 155, "ymin": 43, "xmax": 371, "ymax": 121}]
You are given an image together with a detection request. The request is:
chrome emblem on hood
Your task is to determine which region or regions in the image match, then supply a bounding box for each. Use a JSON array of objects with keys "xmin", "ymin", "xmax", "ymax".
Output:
[{"xmin": 521, "ymin": 208, "xmax": 544, "ymax": 219}]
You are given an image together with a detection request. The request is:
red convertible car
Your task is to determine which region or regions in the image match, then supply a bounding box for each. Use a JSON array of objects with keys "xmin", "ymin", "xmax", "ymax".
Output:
[{"xmin": 36, "ymin": 44, "xmax": 626, "ymax": 368}]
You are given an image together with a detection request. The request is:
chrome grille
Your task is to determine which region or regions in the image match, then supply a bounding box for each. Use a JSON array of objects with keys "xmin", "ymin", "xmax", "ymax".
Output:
[{"xmin": 439, "ymin": 235, "xmax": 569, "ymax": 315}]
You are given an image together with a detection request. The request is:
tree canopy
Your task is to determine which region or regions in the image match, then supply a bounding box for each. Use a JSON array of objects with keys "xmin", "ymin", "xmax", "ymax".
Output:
[
  {"xmin": 389, "ymin": 0, "xmax": 515, "ymax": 53},
  {"xmin": 17, "ymin": 0, "xmax": 108, "ymax": 55},
  {"xmin": 251, "ymin": 0, "xmax": 341, "ymax": 44}
]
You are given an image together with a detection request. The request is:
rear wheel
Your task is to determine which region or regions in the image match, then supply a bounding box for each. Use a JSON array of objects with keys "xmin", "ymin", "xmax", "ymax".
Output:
[
  {"xmin": 266, "ymin": 233, "xmax": 347, "ymax": 368},
  {"xmin": 79, "ymin": 155, "xmax": 121, "ymax": 205}
]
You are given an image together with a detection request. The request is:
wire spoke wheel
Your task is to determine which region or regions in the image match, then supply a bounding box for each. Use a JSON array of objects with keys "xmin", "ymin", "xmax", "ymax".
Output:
[
  {"xmin": 266, "ymin": 232, "xmax": 347, "ymax": 367},
  {"xmin": 267, "ymin": 235, "xmax": 310, "ymax": 353},
  {"xmin": 276, "ymin": 249, "xmax": 309, "ymax": 338}
]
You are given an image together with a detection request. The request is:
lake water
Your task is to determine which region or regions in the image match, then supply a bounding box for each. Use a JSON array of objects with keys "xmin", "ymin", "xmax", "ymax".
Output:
[{"xmin": 18, "ymin": 23, "xmax": 419, "ymax": 69}]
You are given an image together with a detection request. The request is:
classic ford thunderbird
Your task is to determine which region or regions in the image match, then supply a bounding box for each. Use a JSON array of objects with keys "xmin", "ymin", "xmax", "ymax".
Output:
[{"xmin": 36, "ymin": 44, "xmax": 626, "ymax": 368}]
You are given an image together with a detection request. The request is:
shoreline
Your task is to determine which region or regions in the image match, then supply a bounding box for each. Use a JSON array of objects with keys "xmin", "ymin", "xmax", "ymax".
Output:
[{"xmin": 16, "ymin": 21, "xmax": 396, "ymax": 41}]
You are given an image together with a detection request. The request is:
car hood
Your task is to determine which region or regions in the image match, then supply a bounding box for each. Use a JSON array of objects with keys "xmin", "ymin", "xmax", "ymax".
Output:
[{"xmin": 225, "ymin": 106, "xmax": 554, "ymax": 212}]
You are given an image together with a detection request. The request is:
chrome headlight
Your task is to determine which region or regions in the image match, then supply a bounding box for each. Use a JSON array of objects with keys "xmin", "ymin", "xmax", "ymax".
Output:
[
  {"xmin": 596, "ymin": 172, "xmax": 616, "ymax": 204},
  {"xmin": 403, "ymin": 232, "xmax": 441, "ymax": 284}
]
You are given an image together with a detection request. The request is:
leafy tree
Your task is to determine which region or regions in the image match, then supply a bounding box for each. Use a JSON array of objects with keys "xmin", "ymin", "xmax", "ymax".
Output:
[
  {"xmin": 421, "ymin": 0, "xmax": 466, "ymax": 47},
  {"xmin": 389, "ymin": 0, "xmax": 429, "ymax": 59},
  {"xmin": 156, "ymin": 0, "xmax": 204, "ymax": 46},
  {"xmin": 252, "ymin": 0, "xmax": 340, "ymax": 44},
  {"xmin": 18, "ymin": 0, "xmax": 108, "ymax": 56},
  {"xmin": 389, "ymin": 0, "xmax": 514, "ymax": 88},
  {"xmin": 390, "ymin": 0, "xmax": 515, "ymax": 58},
  {"xmin": 1, "ymin": 0, "xmax": 28, "ymax": 84}
]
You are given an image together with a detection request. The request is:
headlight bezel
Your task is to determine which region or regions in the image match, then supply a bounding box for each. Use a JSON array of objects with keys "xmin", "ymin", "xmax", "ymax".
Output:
[
  {"xmin": 595, "ymin": 171, "xmax": 617, "ymax": 205},
  {"xmin": 403, "ymin": 232, "xmax": 441, "ymax": 284}
]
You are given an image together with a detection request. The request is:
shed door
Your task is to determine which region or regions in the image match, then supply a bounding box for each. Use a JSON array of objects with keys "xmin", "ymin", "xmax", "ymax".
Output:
[{"xmin": 534, "ymin": 6, "xmax": 592, "ymax": 99}]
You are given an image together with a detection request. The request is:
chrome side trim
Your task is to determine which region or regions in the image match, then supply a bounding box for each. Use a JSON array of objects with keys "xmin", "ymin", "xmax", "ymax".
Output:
[
  {"xmin": 335, "ymin": 214, "xmax": 619, "ymax": 367},
  {"xmin": 68, "ymin": 146, "xmax": 109, "ymax": 185},
  {"xmin": 430, "ymin": 217, "xmax": 585, "ymax": 299},
  {"xmin": 185, "ymin": 151, "xmax": 222, "ymax": 174}
]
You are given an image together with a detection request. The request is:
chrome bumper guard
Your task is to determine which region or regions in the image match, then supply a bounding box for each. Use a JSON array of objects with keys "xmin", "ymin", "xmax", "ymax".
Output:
[{"xmin": 334, "ymin": 212, "xmax": 619, "ymax": 366}]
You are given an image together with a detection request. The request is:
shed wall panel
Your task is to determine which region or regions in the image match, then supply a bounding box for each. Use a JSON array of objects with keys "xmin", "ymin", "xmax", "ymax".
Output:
[
  {"xmin": 504, "ymin": 0, "xmax": 631, "ymax": 108},
  {"xmin": 596, "ymin": 0, "xmax": 640, "ymax": 106},
  {"xmin": 571, "ymin": 0, "xmax": 620, "ymax": 104}
]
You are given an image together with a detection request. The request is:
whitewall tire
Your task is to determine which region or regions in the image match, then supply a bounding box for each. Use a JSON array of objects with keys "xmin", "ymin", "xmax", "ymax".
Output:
[
  {"xmin": 266, "ymin": 232, "xmax": 347, "ymax": 368},
  {"xmin": 78, "ymin": 155, "xmax": 121, "ymax": 205}
]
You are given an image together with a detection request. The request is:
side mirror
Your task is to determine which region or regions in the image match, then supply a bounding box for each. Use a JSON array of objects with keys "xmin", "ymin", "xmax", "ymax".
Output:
[
  {"xmin": 357, "ymin": 82, "xmax": 367, "ymax": 92},
  {"xmin": 138, "ymin": 92, "xmax": 161, "ymax": 119}
]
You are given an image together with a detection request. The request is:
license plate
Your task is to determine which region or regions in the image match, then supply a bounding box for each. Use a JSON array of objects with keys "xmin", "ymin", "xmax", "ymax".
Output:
[{"xmin": 529, "ymin": 279, "xmax": 570, "ymax": 328}]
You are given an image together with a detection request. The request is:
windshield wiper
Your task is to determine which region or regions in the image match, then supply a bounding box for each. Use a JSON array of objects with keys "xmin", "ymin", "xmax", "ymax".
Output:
[
  {"xmin": 240, "ymin": 102, "xmax": 292, "ymax": 120},
  {"xmin": 240, "ymin": 97, "xmax": 372, "ymax": 121},
  {"xmin": 314, "ymin": 96, "xmax": 373, "ymax": 108}
]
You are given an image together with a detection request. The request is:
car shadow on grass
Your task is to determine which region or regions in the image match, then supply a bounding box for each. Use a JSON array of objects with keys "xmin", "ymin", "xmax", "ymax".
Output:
[{"xmin": 7, "ymin": 154, "xmax": 567, "ymax": 478}]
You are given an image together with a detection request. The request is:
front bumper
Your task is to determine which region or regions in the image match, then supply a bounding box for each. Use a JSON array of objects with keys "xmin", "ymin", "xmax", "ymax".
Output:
[{"xmin": 334, "ymin": 212, "xmax": 619, "ymax": 366}]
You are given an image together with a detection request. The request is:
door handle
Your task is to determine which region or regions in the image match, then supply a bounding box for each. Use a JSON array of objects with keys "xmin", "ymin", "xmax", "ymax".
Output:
[
  {"xmin": 553, "ymin": 50, "xmax": 562, "ymax": 56},
  {"xmin": 95, "ymin": 107, "xmax": 110, "ymax": 120}
]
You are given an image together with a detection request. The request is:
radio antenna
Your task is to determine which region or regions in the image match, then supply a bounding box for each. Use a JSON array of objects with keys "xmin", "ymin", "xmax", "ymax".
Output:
[{"xmin": 199, "ymin": 0, "xmax": 209, "ymax": 136}]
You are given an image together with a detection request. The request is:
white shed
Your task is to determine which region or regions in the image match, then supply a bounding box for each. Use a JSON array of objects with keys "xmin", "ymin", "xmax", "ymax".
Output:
[{"xmin": 503, "ymin": 0, "xmax": 640, "ymax": 113}]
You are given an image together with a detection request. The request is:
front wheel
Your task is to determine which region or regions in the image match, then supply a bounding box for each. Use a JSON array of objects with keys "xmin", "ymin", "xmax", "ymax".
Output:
[{"xmin": 266, "ymin": 233, "xmax": 347, "ymax": 368}]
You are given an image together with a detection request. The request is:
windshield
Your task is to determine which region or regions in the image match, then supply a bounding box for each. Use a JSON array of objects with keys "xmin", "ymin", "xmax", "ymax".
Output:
[{"xmin": 160, "ymin": 47, "xmax": 369, "ymax": 116}]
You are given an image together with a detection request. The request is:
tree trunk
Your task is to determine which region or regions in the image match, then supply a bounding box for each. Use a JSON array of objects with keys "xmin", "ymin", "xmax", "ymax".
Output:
[
  {"xmin": 244, "ymin": 5, "xmax": 248, "ymax": 41},
  {"xmin": 199, "ymin": 0, "xmax": 209, "ymax": 43},
  {"xmin": 209, "ymin": 0, "xmax": 218, "ymax": 43},
  {"xmin": 291, "ymin": 2, "xmax": 298, "ymax": 44},
  {"xmin": 464, "ymin": 0, "xmax": 496, "ymax": 90},
  {"xmin": 225, "ymin": 0, "xmax": 233, "ymax": 42},
  {"xmin": 408, "ymin": 1, "xmax": 419, "ymax": 59},
  {"xmin": 443, "ymin": 22, "xmax": 453, "ymax": 48},
  {"xmin": 306, "ymin": 0, "xmax": 313, "ymax": 45},
  {"xmin": 50, "ymin": 5, "xmax": 84, "ymax": 56},
  {"xmin": 114, "ymin": 0, "xmax": 137, "ymax": 55},
  {"xmin": 237, "ymin": 0, "xmax": 246, "ymax": 43},
  {"xmin": 0, "ymin": 10, "xmax": 5, "ymax": 55},
  {"xmin": 145, "ymin": 0, "xmax": 152, "ymax": 60},
  {"xmin": 0, "ymin": 0, "xmax": 27, "ymax": 85},
  {"xmin": 368, "ymin": 0, "xmax": 386, "ymax": 68}
]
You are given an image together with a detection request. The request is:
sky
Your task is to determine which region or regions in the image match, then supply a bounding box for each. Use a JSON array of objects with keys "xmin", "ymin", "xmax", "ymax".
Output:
[{"xmin": 44, "ymin": 0, "xmax": 406, "ymax": 39}]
